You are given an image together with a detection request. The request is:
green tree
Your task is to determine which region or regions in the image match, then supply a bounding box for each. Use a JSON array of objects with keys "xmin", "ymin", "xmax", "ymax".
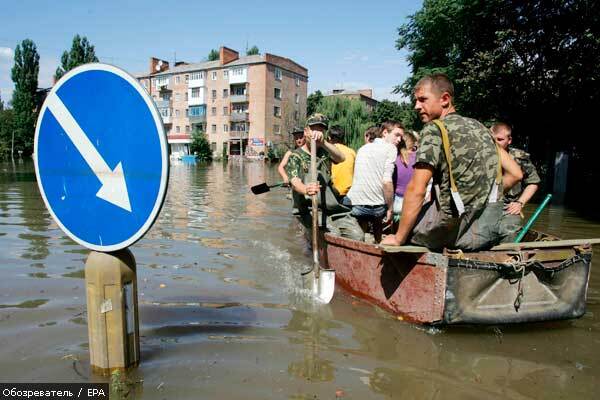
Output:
[
  {"xmin": 207, "ymin": 49, "xmax": 219, "ymax": 61},
  {"xmin": 306, "ymin": 90, "xmax": 323, "ymax": 117},
  {"xmin": 11, "ymin": 39, "xmax": 39, "ymax": 157},
  {"xmin": 54, "ymin": 35, "xmax": 98, "ymax": 81},
  {"xmin": 246, "ymin": 46, "xmax": 260, "ymax": 56},
  {"xmin": 315, "ymin": 96, "xmax": 373, "ymax": 151},
  {"xmin": 372, "ymin": 99, "xmax": 420, "ymax": 131},
  {"xmin": 0, "ymin": 109, "xmax": 14, "ymax": 159},
  {"xmin": 190, "ymin": 127, "xmax": 212, "ymax": 161}
]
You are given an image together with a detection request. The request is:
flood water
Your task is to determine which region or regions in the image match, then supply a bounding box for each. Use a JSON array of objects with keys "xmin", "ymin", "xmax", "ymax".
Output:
[{"xmin": 1, "ymin": 160, "xmax": 600, "ymax": 399}]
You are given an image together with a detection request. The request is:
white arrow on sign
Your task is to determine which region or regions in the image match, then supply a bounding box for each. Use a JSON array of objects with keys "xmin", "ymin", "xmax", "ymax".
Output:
[{"xmin": 46, "ymin": 93, "xmax": 132, "ymax": 212}]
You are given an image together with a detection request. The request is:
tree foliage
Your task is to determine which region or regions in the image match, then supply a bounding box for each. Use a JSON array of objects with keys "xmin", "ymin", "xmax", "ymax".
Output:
[
  {"xmin": 396, "ymin": 0, "xmax": 600, "ymax": 211},
  {"xmin": 0, "ymin": 108, "xmax": 14, "ymax": 159},
  {"xmin": 190, "ymin": 128, "xmax": 212, "ymax": 161},
  {"xmin": 11, "ymin": 39, "xmax": 39, "ymax": 157},
  {"xmin": 315, "ymin": 96, "xmax": 373, "ymax": 151},
  {"xmin": 371, "ymin": 99, "xmax": 421, "ymax": 131},
  {"xmin": 207, "ymin": 49, "xmax": 219, "ymax": 61},
  {"xmin": 54, "ymin": 35, "xmax": 98, "ymax": 81},
  {"xmin": 306, "ymin": 90, "xmax": 323, "ymax": 117},
  {"xmin": 246, "ymin": 46, "xmax": 260, "ymax": 56}
]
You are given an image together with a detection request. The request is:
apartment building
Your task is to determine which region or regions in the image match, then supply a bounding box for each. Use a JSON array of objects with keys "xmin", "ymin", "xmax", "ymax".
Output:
[{"xmin": 137, "ymin": 47, "xmax": 308, "ymax": 158}]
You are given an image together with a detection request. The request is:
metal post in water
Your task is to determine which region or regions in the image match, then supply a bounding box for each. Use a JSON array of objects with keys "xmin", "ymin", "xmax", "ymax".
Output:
[{"xmin": 85, "ymin": 249, "xmax": 140, "ymax": 375}]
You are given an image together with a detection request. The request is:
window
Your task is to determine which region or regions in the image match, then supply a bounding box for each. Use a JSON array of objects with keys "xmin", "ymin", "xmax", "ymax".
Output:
[
  {"xmin": 189, "ymin": 105, "xmax": 206, "ymax": 116},
  {"xmin": 142, "ymin": 80, "xmax": 148, "ymax": 88},
  {"xmin": 159, "ymin": 108, "xmax": 170, "ymax": 117},
  {"xmin": 295, "ymin": 76, "xmax": 300, "ymax": 86},
  {"xmin": 211, "ymin": 107, "xmax": 217, "ymax": 116},
  {"xmin": 232, "ymin": 103, "xmax": 248, "ymax": 113},
  {"xmin": 223, "ymin": 89, "xmax": 229, "ymax": 98},
  {"xmin": 175, "ymin": 109, "xmax": 180, "ymax": 117},
  {"xmin": 223, "ymin": 70, "xmax": 229, "ymax": 79},
  {"xmin": 185, "ymin": 74, "xmax": 189, "ymax": 83},
  {"xmin": 191, "ymin": 87, "xmax": 201, "ymax": 98},
  {"xmin": 211, "ymin": 142, "xmax": 217, "ymax": 151},
  {"xmin": 274, "ymin": 88, "xmax": 281, "ymax": 100},
  {"xmin": 274, "ymin": 106, "xmax": 281, "ymax": 117},
  {"xmin": 224, "ymin": 124, "xmax": 229, "ymax": 132},
  {"xmin": 185, "ymin": 108, "xmax": 189, "ymax": 117},
  {"xmin": 223, "ymin": 106, "xmax": 228, "ymax": 116},
  {"xmin": 185, "ymin": 125, "xmax": 190, "ymax": 132},
  {"xmin": 190, "ymin": 72, "xmax": 204, "ymax": 80},
  {"xmin": 176, "ymin": 126, "xmax": 180, "ymax": 133},
  {"xmin": 175, "ymin": 93, "xmax": 180, "ymax": 101},
  {"xmin": 274, "ymin": 124, "xmax": 281, "ymax": 135},
  {"xmin": 232, "ymin": 67, "xmax": 244, "ymax": 76},
  {"xmin": 295, "ymin": 93, "xmax": 299, "ymax": 104},
  {"xmin": 212, "ymin": 124, "xmax": 217, "ymax": 133},
  {"xmin": 185, "ymin": 92, "xmax": 188, "ymax": 101},
  {"xmin": 274, "ymin": 67, "xmax": 282, "ymax": 81},
  {"xmin": 156, "ymin": 76, "xmax": 169, "ymax": 86},
  {"xmin": 151, "ymin": 78, "xmax": 156, "ymax": 86},
  {"xmin": 162, "ymin": 93, "xmax": 171, "ymax": 101},
  {"xmin": 232, "ymin": 85, "xmax": 245, "ymax": 95},
  {"xmin": 211, "ymin": 71, "xmax": 217, "ymax": 80},
  {"xmin": 212, "ymin": 89, "xmax": 217, "ymax": 99},
  {"xmin": 176, "ymin": 76, "xmax": 180, "ymax": 84}
]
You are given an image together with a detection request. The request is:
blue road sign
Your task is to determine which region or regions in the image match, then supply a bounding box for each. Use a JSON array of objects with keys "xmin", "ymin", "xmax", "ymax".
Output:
[{"xmin": 34, "ymin": 63, "xmax": 168, "ymax": 252}]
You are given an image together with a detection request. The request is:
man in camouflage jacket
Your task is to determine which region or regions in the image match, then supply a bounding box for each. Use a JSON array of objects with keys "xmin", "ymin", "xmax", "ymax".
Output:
[
  {"xmin": 492, "ymin": 122, "xmax": 541, "ymax": 242},
  {"xmin": 381, "ymin": 74, "xmax": 523, "ymax": 250}
]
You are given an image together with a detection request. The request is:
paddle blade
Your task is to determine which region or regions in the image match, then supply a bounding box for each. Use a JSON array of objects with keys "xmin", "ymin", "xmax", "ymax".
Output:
[
  {"xmin": 316, "ymin": 269, "xmax": 335, "ymax": 304},
  {"xmin": 251, "ymin": 183, "xmax": 270, "ymax": 195}
]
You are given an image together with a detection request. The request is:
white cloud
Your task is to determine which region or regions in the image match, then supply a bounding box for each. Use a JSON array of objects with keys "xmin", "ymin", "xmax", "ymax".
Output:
[{"xmin": 0, "ymin": 47, "xmax": 13, "ymax": 61}]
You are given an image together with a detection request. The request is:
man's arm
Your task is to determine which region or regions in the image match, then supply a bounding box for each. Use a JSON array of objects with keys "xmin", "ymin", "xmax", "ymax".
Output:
[
  {"xmin": 277, "ymin": 150, "xmax": 292, "ymax": 184},
  {"xmin": 506, "ymin": 184, "xmax": 539, "ymax": 215},
  {"xmin": 290, "ymin": 177, "xmax": 319, "ymax": 197},
  {"xmin": 381, "ymin": 165, "xmax": 433, "ymax": 246},
  {"xmin": 321, "ymin": 140, "xmax": 345, "ymax": 164},
  {"xmin": 498, "ymin": 146, "xmax": 523, "ymax": 191},
  {"xmin": 383, "ymin": 181, "xmax": 394, "ymax": 222}
]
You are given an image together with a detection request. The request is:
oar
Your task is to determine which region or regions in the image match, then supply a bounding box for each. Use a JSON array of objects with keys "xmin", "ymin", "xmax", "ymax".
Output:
[
  {"xmin": 514, "ymin": 194, "xmax": 553, "ymax": 243},
  {"xmin": 301, "ymin": 135, "xmax": 335, "ymax": 303},
  {"xmin": 250, "ymin": 182, "xmax": 286, "ymax": 195}
]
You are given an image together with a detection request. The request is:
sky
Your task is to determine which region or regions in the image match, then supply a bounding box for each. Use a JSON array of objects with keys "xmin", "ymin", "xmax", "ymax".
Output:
[{"xmin": 0, "ymin": 0, "xmax": 422, "ymax": 106}]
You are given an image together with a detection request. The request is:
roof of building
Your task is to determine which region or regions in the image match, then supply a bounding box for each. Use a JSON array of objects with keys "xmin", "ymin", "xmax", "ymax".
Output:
[{"xmin": 136, "ymin": 54, "xmax": 306, "ymax": 79}]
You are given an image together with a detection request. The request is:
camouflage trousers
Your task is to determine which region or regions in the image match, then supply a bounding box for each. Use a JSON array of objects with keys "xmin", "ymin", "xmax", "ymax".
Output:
[
  {"xmin": 409, "ymin": 200, "xmax": 505, "ymax": 252},
  {"xmin": 296, "ymin": 211, "xmax": 364, "ymax": 242},
  {"xmin": 497, "ymin": 212, "xmax": 523, "ymax": 243}
]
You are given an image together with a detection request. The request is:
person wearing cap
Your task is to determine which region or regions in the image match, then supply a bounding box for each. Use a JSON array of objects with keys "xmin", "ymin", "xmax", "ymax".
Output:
[
  {"xmin": 278, "ymin": 126, "xmax": 306, "ymax": 186},
  {"xmin": 284, "ymin": 113, "xmax": 345, "ymax": 201}
]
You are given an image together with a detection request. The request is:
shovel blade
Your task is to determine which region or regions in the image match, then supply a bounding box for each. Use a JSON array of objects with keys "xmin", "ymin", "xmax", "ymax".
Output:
[
  {"xmin": 316, "ymin": 269, "xmax": 335, "ymax": 304},
  {"xmin": 250, "ymin": 183, "xmax": 270, "ymax": 195}
]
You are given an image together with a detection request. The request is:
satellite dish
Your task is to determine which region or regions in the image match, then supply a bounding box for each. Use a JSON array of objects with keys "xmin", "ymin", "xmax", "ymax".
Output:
[{"xmin": 155, "ymin": 60, "xmax": 163, "ymax": 71}]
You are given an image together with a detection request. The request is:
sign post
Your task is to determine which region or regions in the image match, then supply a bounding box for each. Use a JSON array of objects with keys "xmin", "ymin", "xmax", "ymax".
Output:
[{"xmin": 34, "ymin": 63, "xmax": 168, "ymax": 374}]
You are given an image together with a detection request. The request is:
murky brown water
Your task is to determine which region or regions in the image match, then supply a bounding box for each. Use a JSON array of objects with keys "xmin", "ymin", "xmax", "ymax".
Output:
[{"xmin": 1, "ymin": 160, "xmax": 599, "ymax": 399}]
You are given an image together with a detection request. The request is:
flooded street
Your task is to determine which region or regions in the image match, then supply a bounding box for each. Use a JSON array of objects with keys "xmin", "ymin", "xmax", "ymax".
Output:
[{"xmin": 1, "ymin": 160, "xmax": 600, "ymax": 399}]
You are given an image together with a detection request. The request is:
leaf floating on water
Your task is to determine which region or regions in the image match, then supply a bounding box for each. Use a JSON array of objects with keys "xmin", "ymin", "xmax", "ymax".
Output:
[
  {"xmin": 159, "ymin": 284, "xmax": 166, "ymax": 288},
  {"xmin": 0, "ymin": 299, "xmax": 49, "ymax": 309}
]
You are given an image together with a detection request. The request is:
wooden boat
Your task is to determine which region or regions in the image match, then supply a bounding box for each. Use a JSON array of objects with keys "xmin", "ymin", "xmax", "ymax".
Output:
[{"xmin": 315, "ymin": 229, "xmax": 595, "ymax": 325}]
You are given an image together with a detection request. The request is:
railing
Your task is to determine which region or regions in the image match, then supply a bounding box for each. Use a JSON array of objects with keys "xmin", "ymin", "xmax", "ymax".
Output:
[
  {"xmin": 229, "ymin": 131, "xmax": 248, "ymax": 139},
  {"xmin": 189, "ymin": 114, "xmax": 206, "ymax": 124},
  {"xmin": 229, "ymin": 94, "xmax": 248, "ymax": 103},
  {"xmin": 230, "ymin": 112, "xmax": 249, "ymax": 122},
  {"xmin": 154, "ymin": 99, "xmax": 171, "ymax": 108}
]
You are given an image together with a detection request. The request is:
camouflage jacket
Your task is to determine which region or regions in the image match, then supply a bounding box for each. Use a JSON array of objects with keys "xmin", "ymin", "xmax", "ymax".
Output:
[
  {"xmin": 504, "ymin": 147, "xmax": 541, "ymax": 203},
  {"xmin": 284, "ymin": 147, "xmax": 331, "ymax": 183},
  {"xmin": 416, "ymin": 113, "xmax": 499, "ymax": 216}
]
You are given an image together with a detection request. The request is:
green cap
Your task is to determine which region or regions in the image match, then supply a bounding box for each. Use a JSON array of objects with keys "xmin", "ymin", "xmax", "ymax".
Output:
[
  {"xmin": 306, "ymin": 113, "xmax": 329, "ymax": 128},
  {"xmin": 290, "ymin": 126, "xmax": 304, "ymax": 135}
]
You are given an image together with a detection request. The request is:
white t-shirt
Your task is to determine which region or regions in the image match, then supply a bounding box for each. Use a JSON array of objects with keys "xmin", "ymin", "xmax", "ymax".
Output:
[{"xmin": 347, "ymin": 138, "xmax": 397, "ymax": 206}]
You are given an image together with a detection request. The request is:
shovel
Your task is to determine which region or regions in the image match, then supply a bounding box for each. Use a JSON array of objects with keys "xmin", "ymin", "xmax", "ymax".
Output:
[
  {"xmin": 250, "ymin": 182, "xmax": 286, "ymax": 195},
  {"xmin": 301, "ymin": 135, "xmax": 335, "ymax": 303}
]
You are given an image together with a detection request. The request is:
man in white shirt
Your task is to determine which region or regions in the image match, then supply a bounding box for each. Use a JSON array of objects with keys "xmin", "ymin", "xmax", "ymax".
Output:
[{"xmin": 347, "ymin": 121, "xmax": 404, "ymax": 242}]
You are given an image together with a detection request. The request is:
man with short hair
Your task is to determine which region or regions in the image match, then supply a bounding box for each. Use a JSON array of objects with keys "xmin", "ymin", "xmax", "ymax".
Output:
[
  {"xmin": 491, "ymin": 122, "xmax": 540, "ymax": 242},
  {"xmin": 346, "ymin": 122, "xmax": 403, "ymax": 242},
  {"xmin": 381, "ymin": 74, "xmax": 522, "ymax": 250},
  {"xmin": 328, "ymin": 125, "xmax": 356, "ymax": 202}
]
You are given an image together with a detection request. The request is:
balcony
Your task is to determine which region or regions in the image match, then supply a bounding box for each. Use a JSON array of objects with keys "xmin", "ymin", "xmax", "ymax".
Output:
[
  {"xmin": 230, "ymin": 112, "xmax": 249, "ymax": 122},
  {"xmin": 229, "ymin": 131, "xmax": 248, "ymax": 139},
  {"xmin": 188, "ymin": 77, "xmax": 205, "ymax": 88},
  {"xmin": 189, "ymin": 114, "xmax": 206, "ymax": 124},
  {"xmin": 154, "ymin": 99, "xmax": 171, "ymax": 108},
  {"xmin": 157, "ymin": 80, "xmax": 172, "ymax": 92},
  {"xmin": 230, "ymin": 94, "xmax": 248, "ymax": 103},
  {"xmin": 161, "ymin": 114, "xmax": 172, "ymax": 124},
  {"xmin": 229, "ymin": 67, "xmax": 248, "ymax": 84}
]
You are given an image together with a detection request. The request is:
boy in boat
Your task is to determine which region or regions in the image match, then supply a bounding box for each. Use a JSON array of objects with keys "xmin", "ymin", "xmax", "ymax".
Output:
[
  {"xmin": 327, "ymin": 125, "xmax": 356, "ymax": 205},
  {"xmin": 381, "ymin": 74, "xmax": 523, "ymax": 251},
  {"xmin": 491, "ymin": 122, "xmax": 541, "ymax": 242}
]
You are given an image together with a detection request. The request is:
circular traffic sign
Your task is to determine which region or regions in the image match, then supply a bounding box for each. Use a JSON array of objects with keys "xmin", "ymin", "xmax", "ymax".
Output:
[{"xmin": 34, "ymin": 63, "xmax": 169, "ymax": 251}]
